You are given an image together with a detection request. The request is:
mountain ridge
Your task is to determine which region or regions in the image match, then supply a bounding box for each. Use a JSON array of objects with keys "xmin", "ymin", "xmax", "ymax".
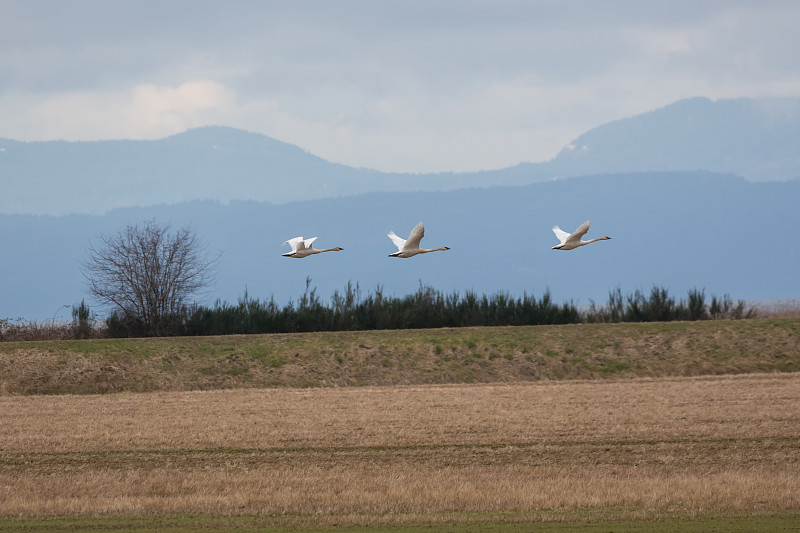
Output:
[
  {"xmin": 2, "ymin": 96, "xmax": 800, "ymax": 215},
  {"xmin": 550, "ymin": 96, "xmax": 800, "ymax": 179}
]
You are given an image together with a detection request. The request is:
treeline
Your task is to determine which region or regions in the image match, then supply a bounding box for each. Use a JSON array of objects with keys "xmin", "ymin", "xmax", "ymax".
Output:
[
  {"xmin": 103, "ymin": 282, "xmax": 751, "ymax": 338},
  {"xmin": 173, "ymin": 282, "xmax": 581, "ymax": 337},
  {"xmin": 1, "ymin": 283, "xmax": 753, "ymax": 341}
]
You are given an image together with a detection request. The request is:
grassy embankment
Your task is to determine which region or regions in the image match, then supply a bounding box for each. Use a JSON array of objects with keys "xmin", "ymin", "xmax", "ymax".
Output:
[
  {"xmin": 1, "ymin": 318, "xmax": 799, "ymax": 532},
  {"xmin": 1, "ymin": 318, "xmax": 798, "ymax": 395}
]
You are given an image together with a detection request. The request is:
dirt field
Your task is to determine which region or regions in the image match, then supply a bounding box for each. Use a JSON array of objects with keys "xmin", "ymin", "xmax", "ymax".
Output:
[{"xmin": 1, "ymin": 373, "xmax": 799, "ymax": 527}]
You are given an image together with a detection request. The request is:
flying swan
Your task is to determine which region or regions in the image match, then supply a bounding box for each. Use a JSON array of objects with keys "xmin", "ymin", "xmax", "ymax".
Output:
[
  {"xmin": 388, "ymin": 221, "xmax": 449, "ymax": 258},
  {"xmin": 282, "ymin": 236, "xmax": 343, "ymax": 258},
  {"xmin": 551, "ymin": 220, "xmax": 611, "ymax": 250}
]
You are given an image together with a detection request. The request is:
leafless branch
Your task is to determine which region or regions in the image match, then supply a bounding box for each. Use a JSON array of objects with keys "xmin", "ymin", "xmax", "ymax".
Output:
[{"xmin": 83, "ymin": 220, "xmax": 219, "ymax": 336}]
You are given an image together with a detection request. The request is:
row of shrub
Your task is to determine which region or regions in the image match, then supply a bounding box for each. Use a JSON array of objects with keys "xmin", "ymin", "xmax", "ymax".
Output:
[
  {"xmin": 108, "ymin": 282, "xmax": 751, "ymax": 338},
  {"xmin": 584, "ymin": 287, "xmax": 752, "ymax": 323},
  {"xmin": 2, "ymin": 284, "xmax": 754, "ymax": 341},
  {"xmin": 177, "ymin": 281, "xmax": 583, "ymax": 337}
]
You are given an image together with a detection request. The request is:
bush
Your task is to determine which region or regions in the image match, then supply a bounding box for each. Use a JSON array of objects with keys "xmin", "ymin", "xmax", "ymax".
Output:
[
  {"xmin": 585, "ymin": 286, "xmax": 753, "ymax": 323},
  {"xmin": 71, "ymin": 299, "xmax": 95, "ymax": 339},
  {"xmin": 0, "ymin": 317, "xmax": 74, "ymax": 342}
]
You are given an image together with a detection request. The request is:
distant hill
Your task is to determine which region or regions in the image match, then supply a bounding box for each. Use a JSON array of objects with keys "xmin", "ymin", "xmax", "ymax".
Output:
[
  {"xmin": 545, "ymin": 97, "xmax": 800, "ymax": 180},
  {"xmin": 2, "ymin": 171, "xmax": 798, "ymax": 320},
  {"xmin": 0, "ymin": 126, "xmax": 529, "ymax": 216},
  {"xmin": 1, "ymin": 97, "xmax": 799, "ymax": 215}
]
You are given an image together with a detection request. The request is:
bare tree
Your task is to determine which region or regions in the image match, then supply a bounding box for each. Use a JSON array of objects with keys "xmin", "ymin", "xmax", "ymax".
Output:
[{"xmin": 84, "ymin": 220, "xmax": 218, "ymax": 336}]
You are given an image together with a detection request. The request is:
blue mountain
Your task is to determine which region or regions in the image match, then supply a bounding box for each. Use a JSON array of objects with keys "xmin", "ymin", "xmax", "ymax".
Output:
[
  {"xmin": 547, "ymin": 97, "xmax": 800, "ymax": 180},
  {"xmin": 1, "ymin": 97, "xmax": 799, "ymax": 216}
]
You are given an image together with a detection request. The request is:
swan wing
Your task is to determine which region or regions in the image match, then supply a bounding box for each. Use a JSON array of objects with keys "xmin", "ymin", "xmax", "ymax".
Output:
[
  {"xmin": 388, "ymin": 231, "xmax": 406, "ymax": 251},
  {"xmin": 569, "ymin": 220, "xmax": 591, "ymax": 242},
  {"xmin": 404, "ymin": 221, "xmax": 425, "ymax": 250},
  {"xmin": 552, "ymin": 225, "xmax": 570, "ymax": 245},
  {"xmin": 304, "ymin": 237, "xmax": 318, "ymax": 249},
  {"xmin": 283, "ymin": 236, "xmax": 305, "ymax": 252}
]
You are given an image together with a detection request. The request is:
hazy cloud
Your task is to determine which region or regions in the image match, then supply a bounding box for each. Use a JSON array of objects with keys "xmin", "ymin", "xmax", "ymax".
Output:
[{"xmin": 1, "ymin": 0, "xmax": 799, "ymax": 172}]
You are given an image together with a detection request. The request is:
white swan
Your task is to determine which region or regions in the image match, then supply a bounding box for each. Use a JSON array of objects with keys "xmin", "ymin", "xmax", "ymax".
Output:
[
  {"xmin": 282, "ymin": 236, "xmax": 343, "ymax": 258},
  {"xmin": 552, "ymin": 220, "xmax": 611, "ymax": 250},
  {"xmin": 388, "ymin": 221, "xmax": 449, "ymax": 258}
]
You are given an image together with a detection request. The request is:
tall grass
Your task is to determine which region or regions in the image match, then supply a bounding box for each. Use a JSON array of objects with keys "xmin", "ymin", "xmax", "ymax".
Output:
[
  {"xmin": 0, "ymin": 301, "xmax": 102, "ymax": 342},
  {"xmin": 0, "ymin": 318, "xmax": 75, "ymax": 342}
]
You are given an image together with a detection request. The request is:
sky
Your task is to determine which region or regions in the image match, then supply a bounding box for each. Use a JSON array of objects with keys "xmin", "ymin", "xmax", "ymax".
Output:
[{"xmin": 2, "ymin": 1, "xmax": 800, "ymax": 173}]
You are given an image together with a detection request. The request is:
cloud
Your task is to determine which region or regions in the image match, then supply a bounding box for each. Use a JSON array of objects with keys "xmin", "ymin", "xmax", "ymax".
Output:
[
  {"xmin": 2, "ymin": 1, "xmax": 800, "ymax": 172},
  {"xmin": 122, "ymin": 81, "xmax": 237, "ymax": 134},
  {"xmin": 0, "ymin": 81, "xmax": 237, "ymax": 141}
]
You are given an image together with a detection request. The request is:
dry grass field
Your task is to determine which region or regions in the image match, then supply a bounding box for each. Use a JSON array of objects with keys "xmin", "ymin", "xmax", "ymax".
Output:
[
  {"xmin": 2, "ymin": 374, "xmax": 800, "ymax": 529},
  {"xmin": 1, "ymin": 319, "xmax": 799, "ymax": 531}
]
